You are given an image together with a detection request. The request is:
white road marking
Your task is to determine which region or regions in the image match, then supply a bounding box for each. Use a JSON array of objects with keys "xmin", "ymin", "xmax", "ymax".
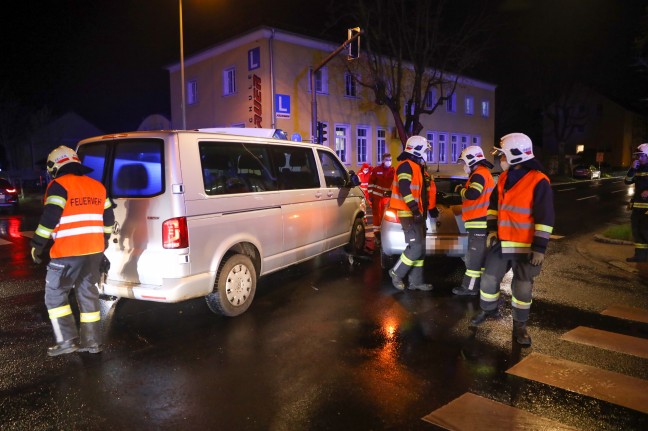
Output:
[
  {"xmin": 557, "ymin": 187, "xmax": 576, "ymax": 192},
  {"xmin": 576, "ymin": 195, "xmax": 597, "ymax": 201}
]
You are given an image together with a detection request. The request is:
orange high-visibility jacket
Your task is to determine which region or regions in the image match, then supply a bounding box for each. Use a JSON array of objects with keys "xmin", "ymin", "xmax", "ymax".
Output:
[
  {"xmin": 389, "ymin": 159, "xmax": 436, "ymax": 216},
  {"xmin": 50, "ymin": 175, "xmax": 108, "ymax": 258},
  {"xmin": 461, "ymin": 165, "xmax": 495, "ymax": 221},
  {"xmin": 496, "ymin": 169, "xmax": 550, "ymax": 253}
]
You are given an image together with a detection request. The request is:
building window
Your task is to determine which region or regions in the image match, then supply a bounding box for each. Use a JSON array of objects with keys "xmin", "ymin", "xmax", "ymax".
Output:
[
  {"xmin": 312, "ymin": 67, "xmax": 329, "ymax": 94},
  {"xmin": 438, "ymin": 133, "xmax": 448, "ymax": 163},
  {"xmin": 461, "ymin": 135, "xmax": 469, "ymax": 152},
  {"xmin": 471, "ymin": 135, "xmax": 481, "ymax": 147},
  {"xmin": 424, "ymin": 89, "xmax": 436, "ymax": 109},
  {"xmin": 345, "ymin": 72, "xmax": 357, "ymax": 97},
  {"xmin": 481, "ymin": 100, "xmax": 490, "ymax": 117},
  {"xmin": 465, "ymin": 96, "xmax": 474, "ymax": 115},
  {"xmin": 376, "ymin": 129, "xmax": 386, "ymax": 163},
  {"xmin": 446, "ymin": 93, "xmax": 457, "ymax": 113},
  {"xmin": 356, "ymin": 127, "xmax": 369, "ymax": 163},
  {"xmin": 334, "ymin": 124, "xmax": 349, "ymax": 163},
  {"xmin": 426, "ymin": 131, "xmax": 436, "ymax": 163},
  {"xmin": 450, "ymin": 134, "xmax": 460, "ymax": 162},
  {"xmin": 187, "ymin": 80, "xmax": 198, "ymax": 105},
  {"xmin": 223, "ymin": 67, "xmax": 236, "ymax": 96}
]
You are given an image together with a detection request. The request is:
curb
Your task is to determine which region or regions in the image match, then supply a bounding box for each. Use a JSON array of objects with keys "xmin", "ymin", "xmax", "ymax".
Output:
[{"xmin": 593, "ymin": 234, "xmax": 633, "ymax": 246}]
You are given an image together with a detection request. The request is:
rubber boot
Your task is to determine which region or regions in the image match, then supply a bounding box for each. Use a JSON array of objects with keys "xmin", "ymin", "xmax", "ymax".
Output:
[
  {"xmin": 469, "ymin": 309, "xmax": 500, "ymax": 326},
  {"xmin": 626, "ymin": 248, "xmax": 648, "ymax": 262},
  {"xmin": 78, "ymin": 321, "xmax": 103, "ymax": 353},
  {"xmin": 408, "ymin": 283, "xmax": 434, "ymax": 291},
  {"xmin": 452, "ymin": 285, "xmax": 479, "ymax": 296},
  {"xmin": 47, "ymin": 338, "xmax": 79, "ymax": 357},
  {"xmin": 513, "ymin": 320, "xmax": 532, "ymax": 346},
  {"xmin": 388, "ymin": 269, "xmax": 405, "ymax": 290}
]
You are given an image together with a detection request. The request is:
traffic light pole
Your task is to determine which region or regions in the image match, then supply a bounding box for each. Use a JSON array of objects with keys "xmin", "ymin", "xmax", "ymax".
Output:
[{"xmin": 310, "ymin": 29, "xmax": 362, "ymax": 143}]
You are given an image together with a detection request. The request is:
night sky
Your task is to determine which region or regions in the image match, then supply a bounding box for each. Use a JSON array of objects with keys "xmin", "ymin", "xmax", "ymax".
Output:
[{"xmin": 1, "ymin": 0, "xmax": 647, "ymax": 136}]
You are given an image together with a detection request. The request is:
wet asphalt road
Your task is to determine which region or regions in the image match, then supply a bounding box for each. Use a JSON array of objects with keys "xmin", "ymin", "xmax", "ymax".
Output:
[{"xmin": 1, "ymin": 178, "xmax": 647, "ymax": 430}]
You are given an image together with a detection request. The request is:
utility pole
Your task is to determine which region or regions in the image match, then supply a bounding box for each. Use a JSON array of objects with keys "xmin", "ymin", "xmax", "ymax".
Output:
[{"xmin": 311, "ymin": 28, "xmax": 362, "ymax": 143}]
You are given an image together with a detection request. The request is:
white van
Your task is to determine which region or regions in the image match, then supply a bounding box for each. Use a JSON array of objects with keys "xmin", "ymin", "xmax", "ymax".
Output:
[{"xmin": 75, "ymin": 129, "xmax": 366, "ymax": 316}]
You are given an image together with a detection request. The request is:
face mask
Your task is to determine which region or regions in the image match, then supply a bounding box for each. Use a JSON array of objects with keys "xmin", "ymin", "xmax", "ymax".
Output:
[
  {"xmin": 462, "ymin": 164, "xmax": 471, "ymax": 175},
  {"xmin": 384, "ymin": 161, "xmax": 392, "ymax": 168},
  {"xmin": 363, "ymin": 168, "xmax": 369, "ymax": 174},
  {"xmin": 500, "ymin": 160, "xmax": 510, "ymax": 172}
]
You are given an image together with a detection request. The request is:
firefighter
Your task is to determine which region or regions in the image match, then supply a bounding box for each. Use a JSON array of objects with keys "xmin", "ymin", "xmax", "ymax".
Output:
[
  {"xmin": 452, "ymin": 146, "xmax": 495, "ymax": 296},
  {"xmin": 30, "ymin": 146, "xmax": 114, "ymax": 356},
  {"xmin": 368, "ymin": 153, "xmax": 395, "ymax": 249},
  {"xmin": 469, "ymin": 133, "xmax": 554, "ymax": 346},
  {"xmin": 388, "ymin": 136, "xmax": 438, "ymax": 291},
  {"xmin": 357, "ymin": 162, "xmax": 373, "ymax": 205},
  {"xmin": 624, "ymin": 143, "xmax": 648, "ymax": 262}
]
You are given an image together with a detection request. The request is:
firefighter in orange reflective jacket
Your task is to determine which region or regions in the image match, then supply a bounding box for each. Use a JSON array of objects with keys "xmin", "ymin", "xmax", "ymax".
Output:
[
  {"xmin": 469, "ymin": 133, "xmax": 554, "ymax": 347},
  {"xmin": 388, "ymin": 136, "xmax": 438, "ymax": 291},
  {"xmin": 30, "ymin": 146, "xmax": 114, "ymax": 356},
  {"xmin": 452, "ymin": 146, "xmax": 495, "ymax": 296},
  {"xmin": 368, "ymin": 153, "xmax": 395, "ymax": 248}
]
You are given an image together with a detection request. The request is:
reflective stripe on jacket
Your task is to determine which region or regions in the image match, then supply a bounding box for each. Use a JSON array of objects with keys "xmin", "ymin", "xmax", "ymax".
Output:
[
  {"xmin": 462, "ymin": 165, "xmax": 494, "ymax": 223},
  {"xmin": 389, "ymin": 159, "xmax": 436, "ymax": 216},
  {"xmin": 49, "ymin": 175, "xmax": 109, "ymax": 258},
  {"xmin": 496, "ymin": 169, "xmax": 553, "ymax": 254},
  {"xmin": 368, "ymin": 164, "xmax": 395, "ymax": 200}
]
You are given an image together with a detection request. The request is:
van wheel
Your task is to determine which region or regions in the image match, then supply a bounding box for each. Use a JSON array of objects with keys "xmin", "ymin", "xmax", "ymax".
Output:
[
  {"xmin": 345, "ymin": 217, "xmax": 366, "ymax": 255},
  {"xmin": 206, "ymin": 254, "xmax": 256, "ymax": 317}
]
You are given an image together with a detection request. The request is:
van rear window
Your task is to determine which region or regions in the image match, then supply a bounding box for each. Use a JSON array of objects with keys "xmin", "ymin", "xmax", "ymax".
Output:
[{"xmin": 111, "ymin": 140, "xmax": 164, "ymax": 197}]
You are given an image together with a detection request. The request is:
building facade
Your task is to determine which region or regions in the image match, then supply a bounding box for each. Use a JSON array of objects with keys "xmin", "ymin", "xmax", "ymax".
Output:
[{"xmin": 167, "ymin": 27, "xmax": 496, "ymax": 175}]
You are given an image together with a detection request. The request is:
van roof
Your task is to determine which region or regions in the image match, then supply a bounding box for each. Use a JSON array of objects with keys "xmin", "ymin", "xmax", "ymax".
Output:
[{"xmin": 196, "ymin": 128, "xmax": 288, "ymax": 140}]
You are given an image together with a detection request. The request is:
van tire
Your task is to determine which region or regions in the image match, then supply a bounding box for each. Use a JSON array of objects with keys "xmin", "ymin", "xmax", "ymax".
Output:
[
  {"xmin": 206, "ymin": 254, "xmax": 257, "ymax": 317},
  {"xmin": 345, "ymin": 217, "xmax": 366, "ymax": 255}
]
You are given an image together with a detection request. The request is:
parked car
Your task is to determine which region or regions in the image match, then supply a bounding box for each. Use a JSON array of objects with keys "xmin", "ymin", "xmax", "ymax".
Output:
[
  {"xmin": 380, "ymin": 175, "xmax": 468, "ymax": 269},
  {"xmin": 0, "ymin": 178, "xmax": 19, "ymax": 214},
  {"xmin": 75, "ymin": 128, "xmax": 366, "ymax": 317},
  {"xmin": 572, "ymin": 164, "xmax": 601, "ymax": 179}
]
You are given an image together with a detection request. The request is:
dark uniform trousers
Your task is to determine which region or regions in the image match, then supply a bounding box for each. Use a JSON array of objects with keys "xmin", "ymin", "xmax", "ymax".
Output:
[
  {"xmin": 460, "ymin": 228, "xmax": 487, "ymax": 292},
  {"xmin": 478, "ymin": 242, "xmax": 542, "ymax": 323},
  {"xmin": 45, "ymin": 253, "xmax": 103, "ymax": 346},
  {"xmin": 630, "ymin": 209, "xmax": 648, "ymax": 258},
  {"xmin": 392, "ymin": 216, "xmax": 426, "ymax": 285}
]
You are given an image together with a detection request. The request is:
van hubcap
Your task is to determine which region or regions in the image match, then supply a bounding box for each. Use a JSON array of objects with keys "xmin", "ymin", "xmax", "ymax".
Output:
[{"xmin": 225, "ymin": 264, "xmax": 252, "ymax": 306}]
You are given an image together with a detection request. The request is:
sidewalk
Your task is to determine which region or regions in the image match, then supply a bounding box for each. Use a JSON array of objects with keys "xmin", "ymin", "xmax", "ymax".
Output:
[{"xmin": 578, "ymin": 234, "xmax": 648, "ymax": 277}]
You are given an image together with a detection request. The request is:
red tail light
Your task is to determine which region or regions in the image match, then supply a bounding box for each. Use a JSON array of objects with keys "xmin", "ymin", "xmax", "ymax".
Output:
[
  {"xmin": 163, "ymin": 217, "xmax": 188, "ymax": 249},
  {"xmin": 5, "ymin": 187, "xmax": 16, "ymax": 194},
  {"xmin": 383, "ymin": 209, "xmax": 399, "ymax": 223}
]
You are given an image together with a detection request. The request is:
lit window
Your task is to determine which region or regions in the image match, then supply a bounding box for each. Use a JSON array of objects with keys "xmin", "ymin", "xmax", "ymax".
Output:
[
  {"xmin": 438, "ymin": 133, "xmax": 447, "ymax": 163},
  {"xmin": 472, "ymin": 135, "xmax": 481, "ymax": 147},
  {"xmin": 424, "ymin": 89, "xmax": 436, "ymax": 109},
  {"xmin": 376, "ymin": 129, "xmax": 386, "ymax": 162},
  {"xmin": 460, "ymin": 135, "xmax": 469, "ymax": 152},
  {"xmin": 426, "ymin": 131, "xmax": 436, "ymax": 163},
  {"xmin": 312, "ymin": 67, "xmax": 329, "ymax": 94},
  {"xmin": 345, "ymin": 73, "xmax": 357, "ymax": 97},
  {"xmin": 481, "ymin": 100, "xmax": 490, "ymax": 117},
  {"xmin": 335, "ymin": 125, "xmax": 348, "ymax": 163},
  {"xmin": 223, "ymin": 67, "xmax": 236, "ymax": 96},
  {"xmin": 465, "ymin": 96, "xmax": 474, "ymax": 115},
  {"xmin": 356, "ymin": 127, "xmax": 368, "ymax": 163},
  {"xmin": 450, "ymin": 134, "xmax": 459, "ymax": 162},
  {"xmin": 187, "ymin": 80, "xmax": 198, "ymax": 105},
  {"xmin": 446, "ymin": 94, "xmax": 456, "ymax": 113}
]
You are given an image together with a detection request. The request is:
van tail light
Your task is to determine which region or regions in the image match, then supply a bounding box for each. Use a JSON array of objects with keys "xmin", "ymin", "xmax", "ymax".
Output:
[
  {"xmin": 163, "ymin": 217, "xmax": 188, "ymax": 249},
  {"xmin": 6, "ymin": 187, "xmax": 16, "ymax": 194},
  {"xmin": 383, "ymin": 209, "xmax": 399, "ymax": 223}
]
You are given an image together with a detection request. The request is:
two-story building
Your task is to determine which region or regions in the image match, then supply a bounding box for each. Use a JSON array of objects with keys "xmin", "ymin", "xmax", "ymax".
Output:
[{"xmin": 166, "ymin": 26, "xmax": 496, "ymax": 174}]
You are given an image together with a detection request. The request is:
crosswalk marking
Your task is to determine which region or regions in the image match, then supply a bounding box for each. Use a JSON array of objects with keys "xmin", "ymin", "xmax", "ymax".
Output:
[
  {"xmin": 422, "ymin": 392, "xmax": 578, "ymax": 430},
  {"xmin": 601, "ymin": 304, "xmax": 648, "ymax": 324},
  {"xmin": 561, "ymin": 326, "xmax": 648, "ymax": 359},
  {"xmin": 506, "ymin": 352, "xmax": 648, "ymax": 414}
]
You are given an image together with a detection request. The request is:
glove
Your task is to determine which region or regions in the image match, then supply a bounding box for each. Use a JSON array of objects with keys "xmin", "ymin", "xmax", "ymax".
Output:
[
  {"xmin": 529, "ymin": 251, "xmax": 545, "ymax": 266},
  {"xmin": 428, "ymin": 207, "xmax": 439, "ymax": 218},
  {"xmin": 412, "ymin": 211, "xmax": 425, "ymax": 224},
  {"xmin": 99, "ymin": 255, "xmax": 111, "ymax": 274},
  {"xmin": 486, "ymin": 231, "xmax": 498, "ymax": 248},
  {"xmin": 31, "ymin": 247, "xmax": 43, "ymax": 264}
]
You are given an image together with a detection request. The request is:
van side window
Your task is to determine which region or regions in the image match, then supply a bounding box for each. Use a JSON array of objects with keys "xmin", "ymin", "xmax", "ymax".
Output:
[
  {"xmin": 77, "ymin": 142, "xmax": 108, "ymax": 183},
  {"xmin": 273, "ymin": 147, "xmax": 319, "ymax": 190},
  {"xmin": 111, "ymin": 139, "xmax": 164, "ymax": 197},
  {"xmin": 199, "ymin": 142, "xmax": 278, "ymax": 195},
  {"xmin": 318, "ymin": 150, "xmax": 349, "ymax": 188}
]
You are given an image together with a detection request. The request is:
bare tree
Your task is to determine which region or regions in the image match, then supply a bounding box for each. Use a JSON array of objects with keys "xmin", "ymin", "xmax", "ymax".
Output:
[{"xmin": 344, "ymin": 0, "xmax": 490, "ymax": 147}]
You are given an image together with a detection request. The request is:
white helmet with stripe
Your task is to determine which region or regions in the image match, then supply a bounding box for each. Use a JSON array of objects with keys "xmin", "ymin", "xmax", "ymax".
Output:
[
  {"xmin": 458, "ymin": 145, "xmax": 486, "ymax": 167},
  {"xmin": 495, "ymin": 133, "xmax": 534, "ymax": 165},
  {"xmin": 404, "ymin": 135, "xmax": 431, "ymax": 158},
  {"xmin": 47, "ymin": 146, "xmax": 81, "ymax": 178},
  {"xmin": 634, "ymin": 143, "xmax": 648, "ymax": 157}
]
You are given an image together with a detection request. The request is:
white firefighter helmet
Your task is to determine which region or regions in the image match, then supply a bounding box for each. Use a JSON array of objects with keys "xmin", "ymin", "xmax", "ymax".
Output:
[
  {"xmin": 495, "ymin": 133, "xmax": 534, "ymax": 165},
  {"xmin": 634, "ymin": 143, "xmax": 648, "ymax": 157},
  {"xmin": 458, "ymin": 145, "xmax": 486, "ymax": 167},
  {"xmin": 46, "ymin": 146, "xmax": 81, "ymax": 178},
  {"xmin": 404, "ymin": 135, "xmax": 431, "ymax": 158}
]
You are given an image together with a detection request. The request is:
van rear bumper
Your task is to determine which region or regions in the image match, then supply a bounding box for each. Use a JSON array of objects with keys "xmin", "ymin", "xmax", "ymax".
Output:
[{"xmin": 101, "ymin": 272, "xmax": 216, "ymax": 303}]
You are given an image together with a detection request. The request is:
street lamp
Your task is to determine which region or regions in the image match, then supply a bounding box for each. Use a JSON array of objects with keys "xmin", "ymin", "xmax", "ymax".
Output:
[{"xmin": 179, "ymin": 0, "xmax": 187, "ymax": 130}]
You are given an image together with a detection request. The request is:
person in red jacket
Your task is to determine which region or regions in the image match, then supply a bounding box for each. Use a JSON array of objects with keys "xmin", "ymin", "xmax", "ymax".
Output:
[
  {"xmin": 469, "ymin": 133, "xmax": 554, "ymax": 347},
  {"xmin": 368, "ymin": 153, "xmax": 394, "ymax": 248},
  {"xmin": 388, "ymin": 136, "xmax": 438, "ymax": 291},
  {"xmin": 452, "ymin": 146, "xmax": 495, "ymax": 296},
  {"xmin": 357, "ymin": 162, "xmax": 372, "ymax": 205},
  {"xmin": 30, "ymin": 146, "xmax": 115, "ymax": 356}
]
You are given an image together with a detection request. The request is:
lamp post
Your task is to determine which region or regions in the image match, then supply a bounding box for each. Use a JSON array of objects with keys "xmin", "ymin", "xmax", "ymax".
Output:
[{"xmin": 179, "ymin": 0, "xmax": 187, "ymax": 130}]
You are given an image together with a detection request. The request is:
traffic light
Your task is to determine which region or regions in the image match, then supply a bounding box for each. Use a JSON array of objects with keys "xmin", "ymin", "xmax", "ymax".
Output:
[
  {"xmin": 347, "ymin": 27, "xmax": 360, "ymax": 60},
  {"xmin": 317, "ymin": 121, "xmax": 327, "ymax": 144}
]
